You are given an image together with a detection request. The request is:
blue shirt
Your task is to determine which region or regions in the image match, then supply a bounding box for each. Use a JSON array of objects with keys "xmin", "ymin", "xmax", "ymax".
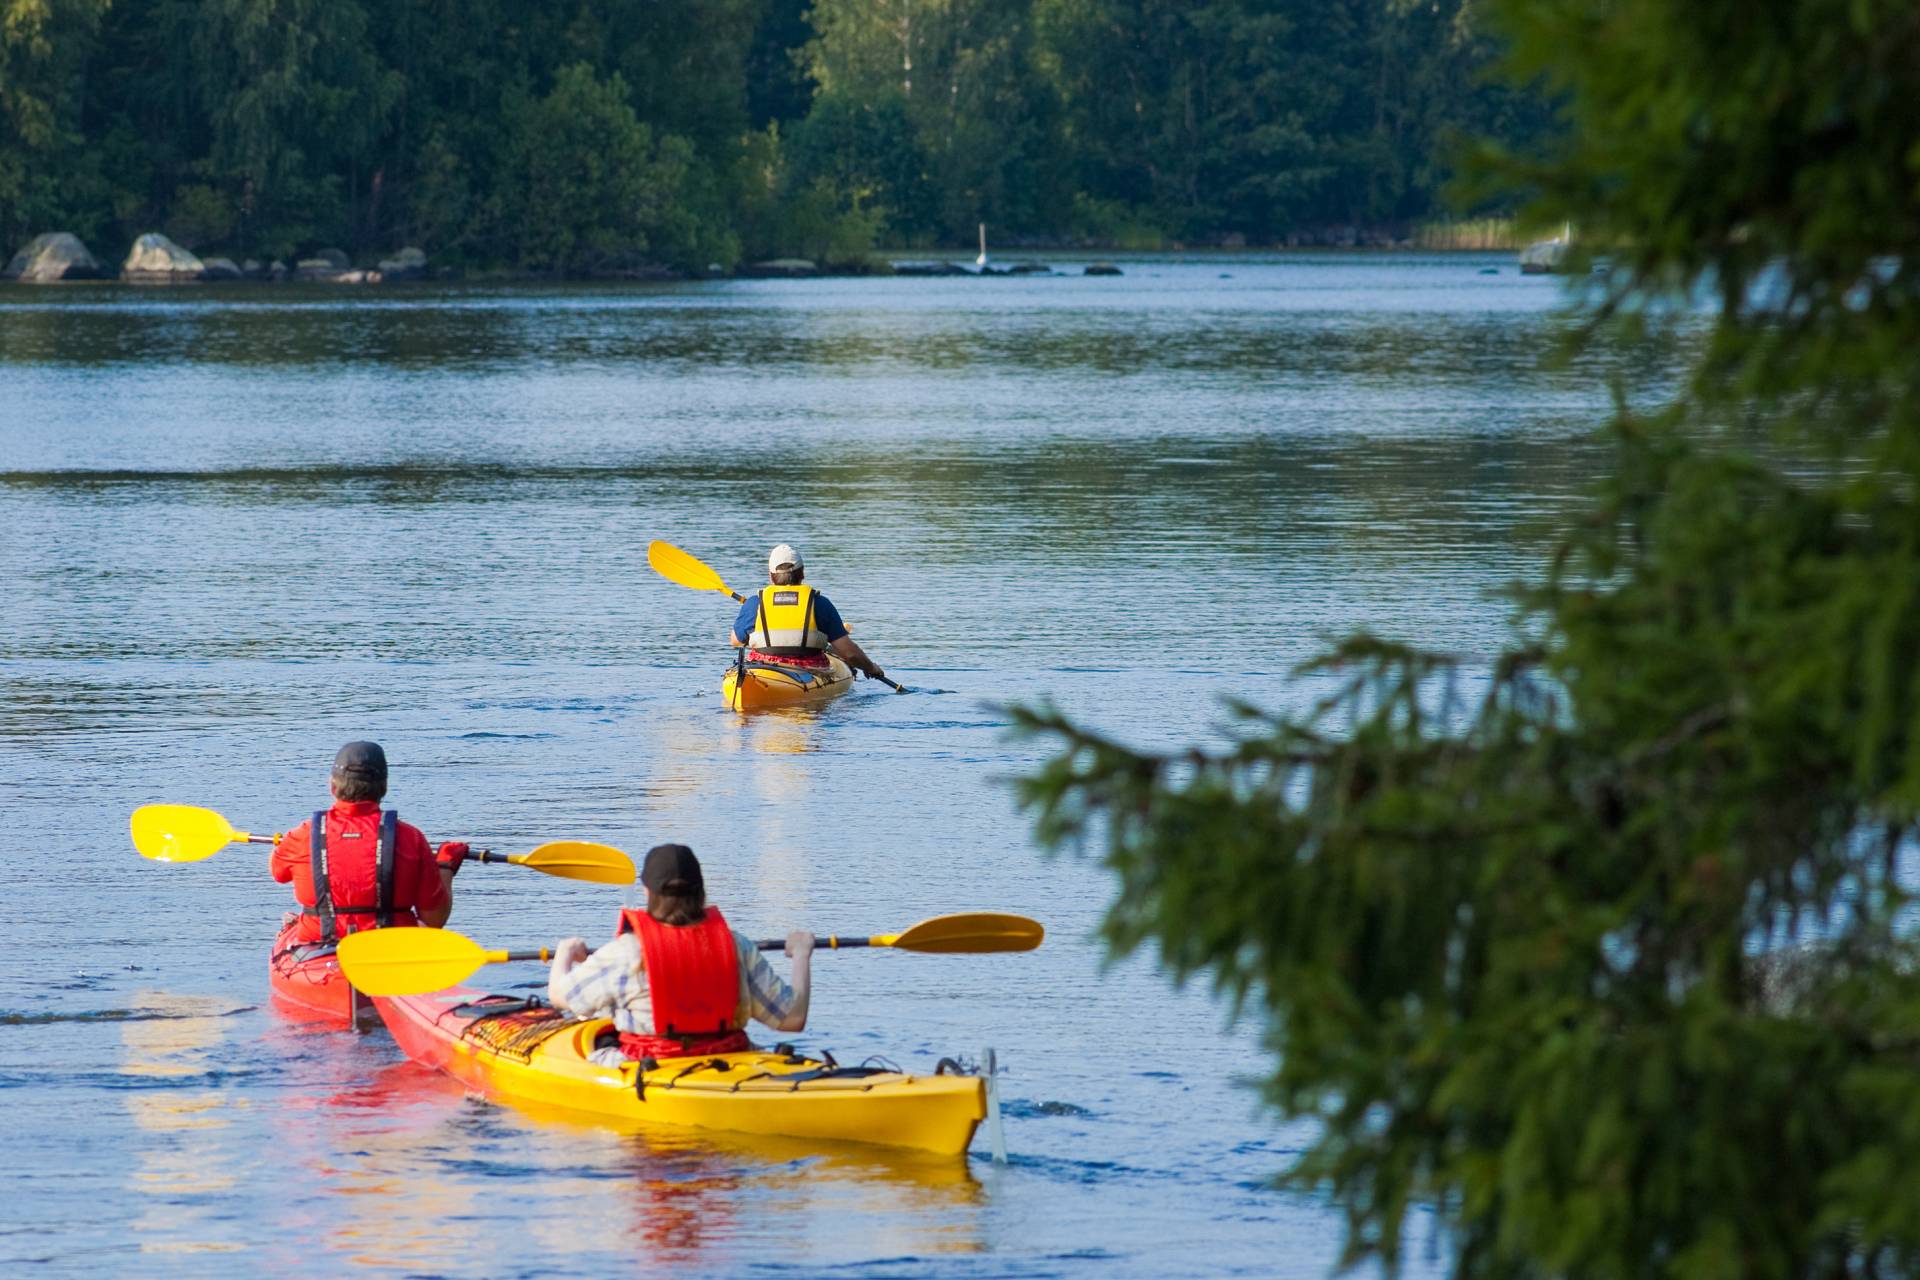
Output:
[{"xmin": 732, "ymin": 590, "xmax": 849, "ymax": 645}]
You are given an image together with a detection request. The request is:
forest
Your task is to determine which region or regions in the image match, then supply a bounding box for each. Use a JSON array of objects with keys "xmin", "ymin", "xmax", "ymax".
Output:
[{"xmin": 0, "ymin": 0, "xmax": 1553, "ymax": 272}]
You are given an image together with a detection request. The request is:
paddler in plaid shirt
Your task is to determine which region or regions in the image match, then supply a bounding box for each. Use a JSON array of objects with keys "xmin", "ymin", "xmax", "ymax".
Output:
[{"xmin": 548, "ymin": 844, "xmax": 814, "ymax": 1067}]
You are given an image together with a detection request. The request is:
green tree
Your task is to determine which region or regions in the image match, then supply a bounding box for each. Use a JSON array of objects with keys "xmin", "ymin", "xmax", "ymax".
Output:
[
  {"xmin": 1018, "ymin": 0, "xmax": 1920, "ymax": 1274},
  {"xmin": 188, "ymin": 0, "xmax": 401, "ymax": 252},
  {"xmin": 494, "ymin": 63, "xmax": 688, "ymax": 275},
  {"xmin": 0, "ymin": 0, "xmax": 109, "ymax": 246}
]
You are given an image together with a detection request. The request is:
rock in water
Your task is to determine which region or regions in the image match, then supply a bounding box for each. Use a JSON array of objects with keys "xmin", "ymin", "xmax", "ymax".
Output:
[
  {"xmin": 201, "ymin": 257, "xmax": 243, "ymax": 281},
  {"xmin": 5, "ymin": 232, "xmax": 105, "ymax": 282},
  {"xmin": 122, "ymin": 233, "xmax": 206, "ymax": 283},
  {"xmin": 1084, "ymin": 262, "xmax": 1123, "ymax": 277},
  {"xmin": 377, "ymin": 247, "xmax": 427, "ymax": 281}
]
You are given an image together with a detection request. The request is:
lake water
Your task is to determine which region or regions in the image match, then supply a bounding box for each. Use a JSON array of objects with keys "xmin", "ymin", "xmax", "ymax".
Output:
[{"xmin": 0, "ymin": 255, "xmax": 1655, "ymax": 1276}]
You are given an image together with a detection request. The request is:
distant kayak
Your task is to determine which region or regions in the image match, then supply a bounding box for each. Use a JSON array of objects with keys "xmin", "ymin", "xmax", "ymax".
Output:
[
  {"xmin": 722, "ymin": 651, "xmax": 855, "ymax": 712},
  {"xmin": 375, "ymin": 987, "xmax": 987, "ymax": 1155},
  {"xmin": 268, "ymin": 919, "xmax": 368, "ymax": 1025}
]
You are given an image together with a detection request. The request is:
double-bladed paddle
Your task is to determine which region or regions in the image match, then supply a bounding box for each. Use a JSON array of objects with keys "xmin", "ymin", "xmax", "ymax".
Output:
[
  {"xmin": 337, "ymin": 912, "xmax": 1046, "ymax": 997},
  {"xmin": 129, "ymin": 804, "xmax": 636, "ymax": 885},
  {"xmin": 646, "ymin": 539, "xmax": 911, "ymax": 694}
]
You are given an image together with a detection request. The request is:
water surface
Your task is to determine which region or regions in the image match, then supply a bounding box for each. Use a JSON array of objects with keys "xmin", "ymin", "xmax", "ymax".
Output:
[{"xmin": 0, "ymin": 254, "xmax": 1652, "ymax": 1276}]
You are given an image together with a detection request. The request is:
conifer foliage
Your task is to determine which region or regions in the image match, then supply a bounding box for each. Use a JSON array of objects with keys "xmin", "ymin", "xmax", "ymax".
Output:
[{"xmin": 1018, "ymin": 0, "xmax": 1920, "ymax": 1274}]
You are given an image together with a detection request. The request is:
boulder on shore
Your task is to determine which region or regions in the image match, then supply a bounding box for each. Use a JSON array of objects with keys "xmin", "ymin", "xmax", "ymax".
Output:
[
  {"xmin": 313, "ymin": 247, "xmax": 351, "ymax": 270},
  {"xmin": 122, "ymin": 232, "xmax": 205, "ymax": 283},
  {"xmin": 201, "ymin": 257, "xmax": 243, "ymax": 281},
  {"xmin": 295, "ymin": 257, "xmax": 343, "ymax": 281},
  {"xmin": 377, "ymin": 247, "xmax": 427, "ymax": 281},
  {"xmin": 5, "ymin": 232, "xmax": 105, "ymax": 282}
]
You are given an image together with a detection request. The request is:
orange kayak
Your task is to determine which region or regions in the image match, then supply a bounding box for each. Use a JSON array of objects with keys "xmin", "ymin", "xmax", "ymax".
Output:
[
  {"xmin": 722, "ymin": 652, "xmax": 855, "ymax": 711},
  {"xmin": 268, "ymin": 918, "xmax": 368, "ymax": 1025}
]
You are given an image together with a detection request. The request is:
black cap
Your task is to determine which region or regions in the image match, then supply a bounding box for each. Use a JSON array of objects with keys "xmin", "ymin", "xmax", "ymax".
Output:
[
  {"xmin": 641, "ymin": 843, "xmax": 704, "ymax": 895},
  {"xmin": 332, "ymin": 740, "xmax": 388, "ymax": 784}
]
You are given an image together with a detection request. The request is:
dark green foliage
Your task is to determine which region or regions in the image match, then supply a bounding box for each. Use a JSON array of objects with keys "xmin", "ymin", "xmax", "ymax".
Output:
[
  {"xmin": 493, "ymin": 65, "xmax": 686, "ymax": 275},
  {"xmin": 0, "ymin": 0, "xmax": 1550, "ymax": 269},
  {"xmin": 1018, "ymin": 0, "xmax": 1920, "ymax": 1274}
]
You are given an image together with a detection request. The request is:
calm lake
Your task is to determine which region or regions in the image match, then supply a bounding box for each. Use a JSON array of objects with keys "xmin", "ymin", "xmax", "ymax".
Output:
[{"xmin": 0, "ymin": 254, "xmax": 1660, "ymax": 1276}]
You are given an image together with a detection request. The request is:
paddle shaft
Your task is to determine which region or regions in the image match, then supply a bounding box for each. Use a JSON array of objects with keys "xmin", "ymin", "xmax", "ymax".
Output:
[{"xmin": 754, "ymin": 935, "xmax": 876, "ymax": 951}]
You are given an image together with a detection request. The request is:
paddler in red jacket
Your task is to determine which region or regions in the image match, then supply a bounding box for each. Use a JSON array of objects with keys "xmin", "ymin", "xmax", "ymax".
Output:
[
  {"xmin": 546, "ymin": 843, "xmax": 813, "ymax": 1066},
  {"xmin": 270, "ymin": 741, "xmax": 465, "ymax": 944}
]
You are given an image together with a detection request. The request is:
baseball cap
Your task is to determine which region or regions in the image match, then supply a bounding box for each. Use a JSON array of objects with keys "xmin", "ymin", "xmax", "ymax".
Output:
[
  {"xmin": 768, "ymin": 544, "xmax": 803, "ymax": 573},
  {"xmin": 641, "ymin": 843, "xmax": 705, "ymax": 895},
  {"xmin": 332, "ymin": 740, "xmax": 388, "ymax": 785}
]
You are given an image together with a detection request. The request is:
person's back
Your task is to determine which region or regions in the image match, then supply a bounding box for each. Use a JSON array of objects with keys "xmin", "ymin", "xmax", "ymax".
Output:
[
  {"xmin": 548, "ymin": 843, "xmax": 814, "ymax": 1066},
  {"xmin": 731, "ymin": 543, "xmax": 888, "ymax": 682},
  {"xmin": 270, "ymin": 741, "xmax": 464, "ymax": 946}
]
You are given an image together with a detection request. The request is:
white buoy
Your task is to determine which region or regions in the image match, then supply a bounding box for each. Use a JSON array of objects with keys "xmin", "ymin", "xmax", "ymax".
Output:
[
  {"xmin": 983, "ymin": 1044, "xmax": 1008, "ymax": 1162},
  {"xmin": 977, "ymin": 222, "xmax": 988, "ymax": 269}
]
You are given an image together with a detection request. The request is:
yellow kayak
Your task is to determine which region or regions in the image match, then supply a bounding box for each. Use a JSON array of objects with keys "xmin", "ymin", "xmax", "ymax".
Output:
[
  {"xmin": 722, "ymin": 652, "xmax": 855, "ymax": 711},
  {"xmin": 375, "ymin": 987, "xmax": 987, "ymax": 1156}
]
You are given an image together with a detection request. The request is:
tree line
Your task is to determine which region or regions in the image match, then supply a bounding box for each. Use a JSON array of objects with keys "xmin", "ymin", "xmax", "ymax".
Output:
[{"xmin": 0, "ymin": 0, "xmax": 1551, "ymax": 273}]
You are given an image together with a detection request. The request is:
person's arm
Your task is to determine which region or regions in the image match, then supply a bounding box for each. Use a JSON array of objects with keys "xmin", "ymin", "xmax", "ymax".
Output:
[
  {"xmin": 421, "ymin": 840, "xmax": 466, "ymax": 928},
  {"xmin": 269, "ymin": 820, "xmax": 307, "ymax": 884},
  {"xmin": 816, "ymin": 595, "xmax": 885, "ymax": 681},
  {"xmin": 419, "ymin": 872, "xmax": 454, "ymax": 928},
  {"xmin": 546, "ymin": 937, "xmax": 593, "ymax": 1009},
  {"xmin": 729, "ymin": 595, "xmax": 758, "ymax": 647},
  {"xmin": 740, "ymin": 930, "xmax": 813, "ymax": 1033},
  {"xmin": 548, "ymin": 933, "xmax": 641, "ymax": 1018},
  {"xmin": 829, "ymin": 634, "xmax": 885, "ymax": 682}
]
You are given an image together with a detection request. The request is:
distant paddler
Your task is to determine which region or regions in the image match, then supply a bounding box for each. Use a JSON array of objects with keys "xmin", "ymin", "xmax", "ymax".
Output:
[{"xmin": 731, "ymin": 543, "xmax": 889, "ymax": 685}]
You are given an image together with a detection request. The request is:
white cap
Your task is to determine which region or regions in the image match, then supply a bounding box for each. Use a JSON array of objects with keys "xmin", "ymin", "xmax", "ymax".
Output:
[{"xmin": 768, "ymin": 544, "xmax": 803, "ymax": 573}]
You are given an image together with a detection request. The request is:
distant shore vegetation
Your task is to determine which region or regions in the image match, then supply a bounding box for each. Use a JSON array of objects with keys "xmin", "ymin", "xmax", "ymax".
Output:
[{"xmin": 0, "ymin": 0, "xmax": 1554, "ymax": 275}]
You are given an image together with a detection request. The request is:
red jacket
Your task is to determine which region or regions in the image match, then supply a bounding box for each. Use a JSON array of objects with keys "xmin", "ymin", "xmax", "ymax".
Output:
[
  {"xmin": 271, "ymin": 801, "xmax": 448, "ymax": 943},
  {"xmin": 614, "ymin": 907, "xmax": 751, "ymax": 1059}
]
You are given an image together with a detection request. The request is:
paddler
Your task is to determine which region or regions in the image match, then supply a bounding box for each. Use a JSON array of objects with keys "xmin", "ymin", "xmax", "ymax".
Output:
[
  {"xmin": 270, "ymin": 741, "xmax": 465, "ymax": 944},
  {"xmin": 547, "ymin": 843, "xmax": 813, "ymax": 1066},
  {"xmin": 729, "ymin": 543, "xmax": 888, "ymax": 683}
]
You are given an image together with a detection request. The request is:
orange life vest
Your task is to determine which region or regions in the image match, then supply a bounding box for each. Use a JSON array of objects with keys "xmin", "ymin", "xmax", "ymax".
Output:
[{"xmin": 613, "ymin": 907, "xmax": 752, "ymax": 1060}]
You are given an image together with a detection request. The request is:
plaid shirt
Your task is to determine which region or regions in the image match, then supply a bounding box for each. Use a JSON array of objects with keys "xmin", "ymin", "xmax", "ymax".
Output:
[{"xmin": 553, "ymin": 929, "xmax": 794, "ymax": 1035}]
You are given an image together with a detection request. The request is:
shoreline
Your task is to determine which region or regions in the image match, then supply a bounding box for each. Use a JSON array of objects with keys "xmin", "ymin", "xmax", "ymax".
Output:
[{"xmin": 2, "ymin": 243, "xmax": 1528, "ymax": 291}]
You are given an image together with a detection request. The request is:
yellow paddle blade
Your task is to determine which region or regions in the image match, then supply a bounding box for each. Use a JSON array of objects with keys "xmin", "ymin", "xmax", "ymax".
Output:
[
  {"xmin": 648, "ymin": 540, "xmax": 735, "ymax": 597},
  {"xmin": 337, "ymin": 928, "xmax": 498, "ymax": 997},
  {"xmin": 879, "ymin": 913, "xmax": 1045, "ymax": 954},
  {"xmin": 130, "ymin": 804, "xmax": 240, "ymax": 862},
  {"xmin": 510, "ymin": 841, "xmax": 635, "ymax": 885}
]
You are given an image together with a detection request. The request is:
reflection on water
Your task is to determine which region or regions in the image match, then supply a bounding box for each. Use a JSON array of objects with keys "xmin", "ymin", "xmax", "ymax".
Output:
[
  {"xmin": 0, "ymin": 257, "xmax": 1675, "ymax": 1277},
  {"xmin": 121, "ymin": 993, "xmax": 243, "ymax": 1254}
]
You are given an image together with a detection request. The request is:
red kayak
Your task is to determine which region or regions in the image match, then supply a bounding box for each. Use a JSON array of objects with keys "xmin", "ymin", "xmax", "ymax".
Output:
[{"xmin": 268, "ymin": 917, "xmax": 368, "ymax": 1025}]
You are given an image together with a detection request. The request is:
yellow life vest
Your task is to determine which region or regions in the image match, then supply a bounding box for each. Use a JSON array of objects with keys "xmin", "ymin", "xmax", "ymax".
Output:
[{"xmin": 750, "ymin": 584, "xmax": 832, "ymax": 655}]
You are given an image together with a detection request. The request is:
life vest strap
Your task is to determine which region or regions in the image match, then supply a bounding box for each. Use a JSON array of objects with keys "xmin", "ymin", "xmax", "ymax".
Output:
[
  {"xmin": 376, "ymin": 809, "xmax": 396, "ymax": 927},
  {"xmin": 307, "ymin": 807, "xmax": 400, "ymax": 941},
  {"xmin": 309, "ymin": 809, "xmax": 335, "ymax": 945}
]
